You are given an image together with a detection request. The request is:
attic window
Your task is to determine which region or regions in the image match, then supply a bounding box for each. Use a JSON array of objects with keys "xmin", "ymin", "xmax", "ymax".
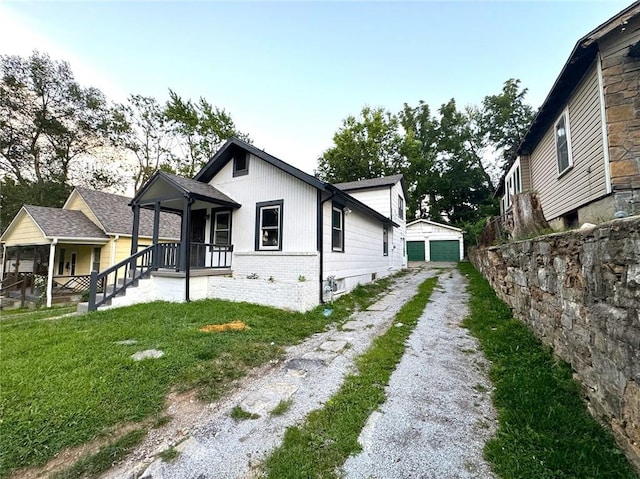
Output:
[{"xmin": 233, "ymin": 152, "xmax": 249, "ymax": 177}]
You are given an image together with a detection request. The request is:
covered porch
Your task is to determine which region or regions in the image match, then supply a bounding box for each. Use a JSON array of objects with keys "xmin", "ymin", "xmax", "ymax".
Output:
[{"xmin": 86, "ymin": 172, "xmax": 241, "ymax": 311}]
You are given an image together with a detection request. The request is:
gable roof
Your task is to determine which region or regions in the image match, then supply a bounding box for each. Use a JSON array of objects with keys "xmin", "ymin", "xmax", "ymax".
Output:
[
  {"xmin": 194, "ymin": 137, "xmax": 327, "ymax": 190},
  {"xmin": 74, "ymin": 186, "xmax": 181, "ymax": 238},
  {"xmin": 193, "ymin": 137, "xmax": 399, "ymax": 227},
  {"xmin": 24, "ymin": 205, "xmax": 109, "ymax": 240},
  {"xmin": 518, "ymin": 2, "xmax": 640, "ymax": 156},
  {"xmin": 155, "ymin": 172, "xmax": 240, "ymax": 207},
  {"xmin": 406, "ymin": 218, "xmax": 463, "ymax": 233},
  {"xmin": 333, "ymin": 174, "xmax": 409, "ymax": 201}
]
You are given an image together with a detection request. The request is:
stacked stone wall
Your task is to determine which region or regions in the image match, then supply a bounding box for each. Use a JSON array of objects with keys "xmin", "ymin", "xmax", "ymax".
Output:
[
  {"xmin": 602, "ymin": 37, "xmax": 640, "ymax": 215},
  {"xmin": 469, "ymin": 216, "xmax": 640, "ymax": 469}
]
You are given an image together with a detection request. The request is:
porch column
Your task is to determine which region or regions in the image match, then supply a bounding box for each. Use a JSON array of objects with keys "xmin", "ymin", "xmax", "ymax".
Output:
[
  {"xmin": 179, "ymin": 197, "xmax": 191, "ymax": 272},
  {"xmin": 130, "ymin": 203, "xmax": 140, "ymax": 255},
  {"xmin": 46, "ymin": 239, "xmax": 57, "ymax": 308},
  {"xmin": 1, "ymin": 243, "xmax": 6, "ymax": 279},
  {"xmin": 152, "ymin": 202, "xmax": 161, "ymax": 269}
]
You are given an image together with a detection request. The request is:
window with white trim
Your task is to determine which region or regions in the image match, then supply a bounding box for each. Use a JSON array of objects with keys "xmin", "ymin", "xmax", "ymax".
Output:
[
  {"xmin": 213, "ymin": 211, "xmax": 231, "ymax": 245},
  {"xmin": 332, "ymin": 205, "xmax": 344, "ymax": 252},
  {"xmin": 555, "ymin": 110, "xmax": 573, "ymax": 175},
  {"xmin": 92, "ymin": 247, "xmax": 101, "ymax": 272},
  {"xmin": 255, "ymin": 200, "xmax": 283, "ymax": 250},
  {"xmin": 398, "ymin": 195, "xmax": 404, "ymax": 220}
]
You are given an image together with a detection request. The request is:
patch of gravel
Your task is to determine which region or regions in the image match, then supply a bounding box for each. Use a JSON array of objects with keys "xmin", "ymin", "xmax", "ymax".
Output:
[
  {"xmin": 102, "ymin": 268, "xmax": 436, "ymax": 479},
  {"xmin": 341, "ymin": 268, "xmax": 497, "ymax": 479}
]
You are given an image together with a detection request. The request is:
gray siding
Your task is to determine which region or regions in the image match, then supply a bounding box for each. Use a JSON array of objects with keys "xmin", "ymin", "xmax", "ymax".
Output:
[{"xmin": 529, "ymin": 63, "xmax": 607, "ymax": 221}]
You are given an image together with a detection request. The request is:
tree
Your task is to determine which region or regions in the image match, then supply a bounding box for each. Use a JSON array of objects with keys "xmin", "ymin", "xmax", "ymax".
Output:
[
  {"xmin": 164, "ymin": 90, "xmax": 249, "ymax": 177},
  {"xmin": 1, "ymin": 52, "xmax": 125, "ymax": 187},
  {"xmin": 115, "ymin": 94, "xmax": 174, "ymax": 191},
  {"xmin": 316, "ymin": 106, "xmax": 404, "ymax": 183},
  {"xmin": 470, "ymin": 78, "xmax": 536, "ymax": 182}
]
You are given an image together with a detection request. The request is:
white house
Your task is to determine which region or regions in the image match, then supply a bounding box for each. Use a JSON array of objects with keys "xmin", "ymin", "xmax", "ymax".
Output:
[
  {"xmin": 405, "ymin": 219, "xmax": 464, "ymax": 262},
  {"xmin": 85, "ymin": 138, "xmax": 408, "ymax": 312}
]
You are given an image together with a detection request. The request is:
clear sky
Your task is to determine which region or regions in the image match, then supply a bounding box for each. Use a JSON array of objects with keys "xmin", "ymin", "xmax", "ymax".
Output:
[{"xmin": 0, "ymin": 0, "xmax": 633, "ymax": 176}]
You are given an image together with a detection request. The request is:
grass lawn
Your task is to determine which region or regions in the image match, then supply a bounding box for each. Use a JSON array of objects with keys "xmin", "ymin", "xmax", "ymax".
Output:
[
  {"xmin": 0, "ymin": 277, "xmax": 393, "ymax": 478},
  {"xmin": 459, "ymin": 262, "xmax": 638, "ymax": 478}
]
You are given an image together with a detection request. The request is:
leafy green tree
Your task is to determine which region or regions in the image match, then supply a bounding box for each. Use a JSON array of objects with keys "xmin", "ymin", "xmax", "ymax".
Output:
[
  {"xmin": 0, "ymin": 51, "xmax": 125, "ymax": 187},
  {"xmin": 316, "ymin": 106, "xmax": 405, "ymax": 183},
  {"xmin": 164, "ymin": 89, "xmax": 249, "ymax": 177},
  {"xmin": 0, "ymin": 177, "xmax": 71, "ymax": 232},
  {"xmin": 470, "ymin": 78, "xmax": 536, "ymax": 181},
  {"xmin": 115, "ymin": 94, "xmax": 174, "ymax": 191}
]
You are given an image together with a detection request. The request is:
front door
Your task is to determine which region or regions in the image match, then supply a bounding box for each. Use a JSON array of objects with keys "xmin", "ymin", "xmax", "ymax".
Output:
[{"xmin": 190, "ymin": 210, "xmax": 207, "ymax": 267}]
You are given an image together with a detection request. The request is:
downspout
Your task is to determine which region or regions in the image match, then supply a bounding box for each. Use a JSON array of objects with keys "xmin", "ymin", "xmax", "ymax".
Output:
[
  {"xmin": 318, "ymin": 189, "xmax": 336, "ymax": 304},
  {"xmin": 46, "ymin": 239, "xmax": 57, "ymax": 308}
]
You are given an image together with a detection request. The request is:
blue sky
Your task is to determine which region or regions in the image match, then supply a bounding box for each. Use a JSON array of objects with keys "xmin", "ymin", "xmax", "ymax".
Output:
[{"xmin": 0, "ymin": 1, "xmax": 633, "ymax": 175}]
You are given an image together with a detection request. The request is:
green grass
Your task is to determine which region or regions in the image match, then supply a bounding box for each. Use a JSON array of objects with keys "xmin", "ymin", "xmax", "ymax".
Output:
[
  {"xmin": 270, "ymin": 399, "xmax": 293, "ymax": 417},
  {"xmin": 0, "ymin": 279, "xmax": 392, "ymax": 478},
  {"xmin": 230, "ymin": 405, "xmax": 260, "ymax": 421},
  {"xmin": 264, "ymin": 276, "xmax": 438, "ymax": 478},
  {"xmin": 51, "ymin": 429, "xmax": 147, "ymax": 479},
  {"xmin": 459, "ymin": 262, "xmax": 638, "ymax": 479},
  {"xmin": 0, "ymin": 305, "xmax": 76, "ymax": 323}
]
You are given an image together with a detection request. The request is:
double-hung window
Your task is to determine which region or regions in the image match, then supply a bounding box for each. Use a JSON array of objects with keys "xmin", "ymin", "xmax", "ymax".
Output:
[
  {"xmin": 555, "ymin": 110, "xmax": 573, "ymax": 176},
  {"xmin": 213, "ymin": 211, "xmax": 231, "ymax": 246},
  {"xmin": 256, "ymin": 200, "xmax": 283, "ymax": 251},
  {"xmin": 332, "ymin": 204, "xmax": 344, "ymax": 252},
  {"xmin": 92, "ymin": 247, "xmax": 101, "ymax": 272},
  {"xmin": 398, "ymin": 195, "xmax": 404, "ymax": 220}
]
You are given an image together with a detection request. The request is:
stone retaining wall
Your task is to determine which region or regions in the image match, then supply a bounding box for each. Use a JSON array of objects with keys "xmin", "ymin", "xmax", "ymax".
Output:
[{"xmin": 469, "ymin": 216, "xmax": 640, "ymax": 469}]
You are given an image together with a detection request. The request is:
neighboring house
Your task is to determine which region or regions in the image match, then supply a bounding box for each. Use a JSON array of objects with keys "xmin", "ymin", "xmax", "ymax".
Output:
[
  {"xmin": 92, "ymin": 137, "xmax": 408, "ymax": 312},
  {"xmin": 498, "ymin": 2, "xmax": 640, "ymax": 229},
  {"xmin": 406, "ymin": 219, "xmax": 464, "ymax": 262},
  {"xmin": 1, "ymin": 187, "xmax": 180, "ymax": 306}
]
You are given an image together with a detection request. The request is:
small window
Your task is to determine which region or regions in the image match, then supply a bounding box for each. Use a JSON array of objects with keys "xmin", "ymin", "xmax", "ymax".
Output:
[
  {"xmin": 555, "ymin": 111, "xmax": 573, "ymax": 175},
  {"xmin": 398, "ymin": 195, "xmax": 404, "ymax": 220},
  {"xmin": 332, "ymin": 205, "xmax": 344, "ymax": 252},
  {"xmin": 383, "ymin": 227, "xmax": 388, "ymax": 256},
  {"xmin": 515, "ymin": 165, "xmax": 521, "ymax": 193},
  {"xmin": 92, "ymin": 247, "xmax": 101, "ymax": 272},
  {"xmin": 213, "ymin": 211, "xmax": 231, "ymax": 245},
  {"xmin": 58, "ymin": 249, "xmax": 65, "ymax": 275},
  {"xmin": 255, "ymin": 200, "xmax": 283, "ymax": 251},
  {"xmin": 233, "ymin": 152, "xmax": 249, "ymax": 177}
]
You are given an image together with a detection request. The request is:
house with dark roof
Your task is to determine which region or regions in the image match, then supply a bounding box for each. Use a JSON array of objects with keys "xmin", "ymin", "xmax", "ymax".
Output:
[
  {"xmin": 497, "ymin": 2, "xmax": 640, "ymax": 229},
  {"xmin": 0, "ymin": 187, "xmax": 180, "ymax": 307},
  {"xmin": 88, "ymin": 137, "xmax": 408, "ymax": 312}
]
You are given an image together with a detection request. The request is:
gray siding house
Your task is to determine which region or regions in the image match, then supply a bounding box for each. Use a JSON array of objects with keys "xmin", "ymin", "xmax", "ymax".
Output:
[{"xmin": 498, "ymin": 2, "xmax": 640, "ymax": 228}]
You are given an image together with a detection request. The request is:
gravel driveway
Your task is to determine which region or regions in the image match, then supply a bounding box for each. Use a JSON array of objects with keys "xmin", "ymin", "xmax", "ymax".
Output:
[{"xmin": 104, "ymin": 265, "xmax": 496, "ymax": 479}]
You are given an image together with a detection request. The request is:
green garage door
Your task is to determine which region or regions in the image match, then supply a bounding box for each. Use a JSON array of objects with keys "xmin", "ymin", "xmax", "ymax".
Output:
[
  {"xmin": 407, "ymin": 241, "xmax": 425, "ymax": 261},
  {"xmin": 429, "ymin": 240, "xmax": 460, "ymax": 262}
]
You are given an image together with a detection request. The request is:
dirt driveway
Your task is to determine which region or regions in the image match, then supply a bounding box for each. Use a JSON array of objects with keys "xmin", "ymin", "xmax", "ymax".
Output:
[{"xmin": 103, "ymin": 265, "xmax": 496, "ymax": 479}]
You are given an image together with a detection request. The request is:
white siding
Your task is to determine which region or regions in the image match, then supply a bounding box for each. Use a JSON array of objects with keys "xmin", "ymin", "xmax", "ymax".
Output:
[
  {"xmin": 529, "ymin": 62, "xmax": 607, "ymax": 221},
  {"xmin": 209, "ymin": 154, "xmax": 318, "ymax": 253},
  {"xmin": 346, "ymin": 187, "xmax": 391, "ymax": 217},
  {"xmin": 323, "ymin": 203, "xmax": 395, "ymax": 295}
]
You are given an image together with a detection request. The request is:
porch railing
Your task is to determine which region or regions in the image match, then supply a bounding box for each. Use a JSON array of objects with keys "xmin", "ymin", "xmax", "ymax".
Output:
[
  {"xmin": 52, "ymin": 275, "xmax": 104, "ymax": 295},
  {"xmin": 88, "ymin": 243, "xmax": 233, "ymax": 311}
]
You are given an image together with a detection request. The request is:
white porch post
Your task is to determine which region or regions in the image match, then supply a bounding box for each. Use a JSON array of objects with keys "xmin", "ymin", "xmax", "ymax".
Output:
[{"xmin": 46, "ymin": 239, "xmax": 57, "ymax": 308}]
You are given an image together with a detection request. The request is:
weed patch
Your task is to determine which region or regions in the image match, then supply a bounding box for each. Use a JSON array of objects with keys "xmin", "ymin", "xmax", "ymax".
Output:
[
  {"xmin": 231, "ymin": 406, "xmax": 260, "ymax": 421},
  {"xmin": 459, "ymin": 262, "xmax": 637, "ymax": 478},
  {"xmin": 270, "ymin": 399, "xmax": 293, "ymax": 417}
]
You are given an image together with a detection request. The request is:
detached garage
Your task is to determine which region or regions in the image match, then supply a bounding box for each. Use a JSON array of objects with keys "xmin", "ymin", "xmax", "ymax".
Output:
[{"xmin": 406, "ymin": 219, "xmax": 464, "ymax": 262}]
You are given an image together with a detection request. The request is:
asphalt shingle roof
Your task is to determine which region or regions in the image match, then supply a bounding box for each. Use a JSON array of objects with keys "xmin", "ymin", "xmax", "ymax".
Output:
[
  {"xmin": 159, "ymin": 172, "xmax": 240, "ymax": 206},
  {"xmin": 24, "ymin": 205, "xmax": 109, "ymax": 239},
  {"xmin": 75, "ymin": 187, "xmax": 181, "ymax": 238},
  {"xmin": 333, "ymin": 174, "xmax": 405, "ymax": 192}
]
